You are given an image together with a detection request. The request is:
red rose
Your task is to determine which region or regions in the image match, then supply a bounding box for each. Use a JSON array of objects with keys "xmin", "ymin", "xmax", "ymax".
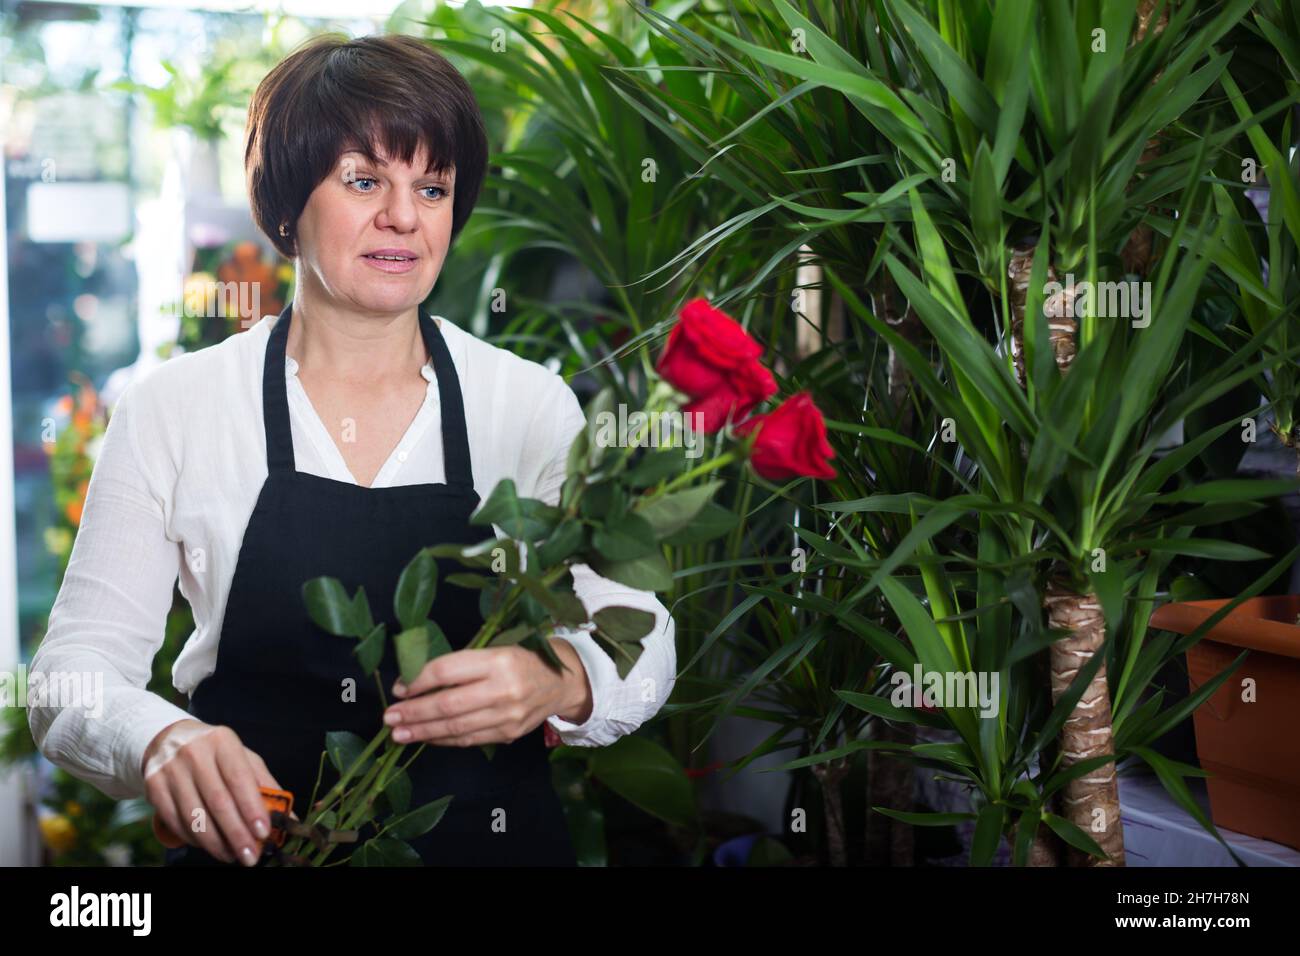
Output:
[
  {"xmin": 656, "ymin": 298, "xmax": 777, "ymax": 432},
  {"xmin": 543, "ymin": 723, "xmax": 562, "ymax": 748},
  {"xmin": 735, "ymin": 392, "xmax": 837, "ymax": 481}
]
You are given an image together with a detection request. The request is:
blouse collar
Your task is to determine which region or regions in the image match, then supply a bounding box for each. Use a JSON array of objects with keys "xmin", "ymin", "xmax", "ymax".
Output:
[{"xmin": 284, "ymin": 354, "xmax": 435, "ymax": 383}]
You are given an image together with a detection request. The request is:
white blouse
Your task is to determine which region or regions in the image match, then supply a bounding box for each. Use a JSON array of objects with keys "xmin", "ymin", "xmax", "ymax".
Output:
[{"xmin": 27, "ymin": 311, "xmax": 676, "ymax": 801}]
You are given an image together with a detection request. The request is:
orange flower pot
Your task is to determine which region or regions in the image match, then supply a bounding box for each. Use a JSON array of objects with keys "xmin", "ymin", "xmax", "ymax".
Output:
[{"xmin": 1148, "ymin": 595, "xmax": 1300, "ymax": 850}]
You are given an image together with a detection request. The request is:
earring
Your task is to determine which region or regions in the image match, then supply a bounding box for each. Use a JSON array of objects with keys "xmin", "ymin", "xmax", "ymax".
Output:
[{"xmin": 278, "ymin": 222, "xmax": 289, "ymax": 238}]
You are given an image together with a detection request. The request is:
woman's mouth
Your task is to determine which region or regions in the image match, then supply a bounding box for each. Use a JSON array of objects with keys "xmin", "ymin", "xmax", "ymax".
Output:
[{"xmin": 361, "ymin": 252, "xmax": 419, "ymax": 274}]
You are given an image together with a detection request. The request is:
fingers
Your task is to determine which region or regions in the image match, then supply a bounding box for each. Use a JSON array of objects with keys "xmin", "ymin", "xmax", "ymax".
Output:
[
  {"xmin": 169, "ymin": 772, "xmax": 234, "ymax": 863},
  {"xmin": 387, "ymin": 647, "xmax": 551, "ymax": 745},
  {"xmin": 192, "ymin": 750, "xmax": 262, "ymax": 867},
  {"xmin": 386, "ymin": 681, "xmax": 496, "ymax": 728},
  {"xmin": 145, "ymin": 776, "xmax": 183, "ymax": 849},
  {"xmin": 244, "ymin": 748, "xmax": 284, "ymax": 793},
  {"xmin": 395, "ymin": 703, "xmax": 519, "ymax": 746},
  {"xmin": 393, "ymin": 648, "xmax": 494, "ymax": 698},
  {"xmin": 144, "ymin": 723, "xmax": 282, "ymax": 866},
  {"xmin": 213, "ymin": 738, "xmax": 274, "ymax": 849}
]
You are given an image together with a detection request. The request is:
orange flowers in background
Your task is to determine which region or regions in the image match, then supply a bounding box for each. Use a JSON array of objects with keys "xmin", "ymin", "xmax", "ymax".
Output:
[{"xmin": 48, "ymin": 375, "xmax": 104, "ymax": 539}]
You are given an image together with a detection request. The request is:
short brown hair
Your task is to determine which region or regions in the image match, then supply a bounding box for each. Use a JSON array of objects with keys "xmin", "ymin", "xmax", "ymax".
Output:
[{"xmin": 245, "ymin": 33, "xmax": 489, "ymax": 259}]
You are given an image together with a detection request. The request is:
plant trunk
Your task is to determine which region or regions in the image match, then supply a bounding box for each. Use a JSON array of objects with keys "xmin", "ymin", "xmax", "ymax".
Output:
[
  {"xmin": 812, "ymin": 757, "xmax": 851, "ymax": 867},
  {"xmin": 1022, "ymin": 654, "xmax": 1066, "ymax": 865},
  {"xmin": 1017, "ymin": 808, "xmax": 1066, "ymax": 866},
  {"xmin": 865, "ymin": 722, "xmax": 915, "ymax": 865},
  {"xmin": 1007, "ymin": 245, "xmax": 1078, "ymax": 382},
  {"xmin": 870, "ymin": 274, "xmax": 924, "ymax": 430},
  {"xmin": 1120, "ymin": 1, "xmax": 1171, "ymax": 277},
  {"xmin": 1043, "ymin": 585, "xmax": 1126, "ymax": 866},
  {"xmin": 1271, "ymin": 421, "xmax": 1300, "ymax": 476}
]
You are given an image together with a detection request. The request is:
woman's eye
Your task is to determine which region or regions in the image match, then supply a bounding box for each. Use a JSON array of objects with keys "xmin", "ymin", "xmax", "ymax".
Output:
[
  {"xmin": 422, "ymin": 186, "xmax": 447, "ymax": 200},
  {"xmin": 350, "ymin": 177, "xmax": 377, "ymax": 192}
]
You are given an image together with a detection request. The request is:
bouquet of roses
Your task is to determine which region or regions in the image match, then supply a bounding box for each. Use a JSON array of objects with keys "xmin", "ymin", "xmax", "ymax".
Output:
[{"xmin": 274, "ymin": 298, "xmax": 836, "ymax": 865}]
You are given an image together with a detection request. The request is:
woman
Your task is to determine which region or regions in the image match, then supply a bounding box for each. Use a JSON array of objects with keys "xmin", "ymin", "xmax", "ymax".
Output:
[{"xmin": 27, "ymin": 34, "xmax": 675, "ymax": 867}]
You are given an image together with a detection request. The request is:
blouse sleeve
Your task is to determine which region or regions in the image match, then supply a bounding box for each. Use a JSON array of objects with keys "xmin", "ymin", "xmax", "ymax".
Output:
[
  {"xmin": 26, "ymin": 380, "xmax": 194, "ymax": 800},
  {"xmin": 523, "ymin": 378, "xmax": 678, "ymax": 747}
]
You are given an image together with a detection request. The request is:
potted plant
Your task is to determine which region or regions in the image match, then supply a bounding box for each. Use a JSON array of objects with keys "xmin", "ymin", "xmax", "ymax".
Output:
[{"xmin": 1148, "ymin": 593, "xmax": 1300, "ymax": 849}]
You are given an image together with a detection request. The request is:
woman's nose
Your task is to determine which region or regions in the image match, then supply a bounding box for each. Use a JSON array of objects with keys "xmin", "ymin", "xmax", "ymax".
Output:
[{"xmin": 376, "ymin": 193, "xmax": 419, "ymax": 232}]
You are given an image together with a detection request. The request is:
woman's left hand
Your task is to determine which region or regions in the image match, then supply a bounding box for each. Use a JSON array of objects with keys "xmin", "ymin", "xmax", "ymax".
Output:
[{"xmin": 382, "ymin": 638, "xmax": 593, "ymax": 746}]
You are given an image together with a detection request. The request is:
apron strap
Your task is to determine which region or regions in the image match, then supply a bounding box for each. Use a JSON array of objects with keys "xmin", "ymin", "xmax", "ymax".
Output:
[
  {"xmin": 418, "ymin": 309, "xmax": 475, "ymax": 490},
  {"xmin": 263, "ymin": 302, "xmax": 295, "ymax": 474},
  {"xmin": 261, "ymin": 303, "xmax": 475, "ymax": 490}
]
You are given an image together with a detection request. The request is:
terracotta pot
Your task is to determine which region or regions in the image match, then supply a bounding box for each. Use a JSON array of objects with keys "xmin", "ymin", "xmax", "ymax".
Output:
[{"xmin": 1148, "ymin": 595, "xmax": 1300, "ymax": 850}]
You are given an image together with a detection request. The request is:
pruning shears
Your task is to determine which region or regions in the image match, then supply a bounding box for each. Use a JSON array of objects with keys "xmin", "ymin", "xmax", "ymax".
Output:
[{"xmin": 151, "ymin": 786, "xmax": 360, "ymax": 865}]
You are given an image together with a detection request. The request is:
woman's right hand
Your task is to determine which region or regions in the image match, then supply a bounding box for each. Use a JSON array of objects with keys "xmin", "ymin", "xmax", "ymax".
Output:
[{"xmin": 142, "ymin": 719, "xmax": 283, "ymax": 866}]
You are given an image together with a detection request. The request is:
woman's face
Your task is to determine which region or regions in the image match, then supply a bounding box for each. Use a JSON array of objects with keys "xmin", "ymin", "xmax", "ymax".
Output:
[{"xmin": 293, "ymin": 142, "xmax": 455, "ymax": 316}]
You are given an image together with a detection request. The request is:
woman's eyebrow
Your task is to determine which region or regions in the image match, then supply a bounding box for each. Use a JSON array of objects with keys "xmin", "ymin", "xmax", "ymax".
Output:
[{"xmin": 342, "ymin": 151, "xmax": 453, "ymax": 180}]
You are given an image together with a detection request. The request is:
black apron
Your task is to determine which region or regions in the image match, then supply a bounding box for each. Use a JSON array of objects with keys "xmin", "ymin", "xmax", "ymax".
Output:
[{"xmin": 164, "ymin": 302, "xmax": 576, "ymax": 867}]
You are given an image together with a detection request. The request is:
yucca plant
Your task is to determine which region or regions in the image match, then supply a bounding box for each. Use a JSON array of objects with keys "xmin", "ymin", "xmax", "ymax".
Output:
[
  {"xmin": 598, "ymin": 1, "xmax": 950, "ymax": 862},
  {"xmin": 428, "ymin": 2, "xmax": 773, "ymax": 353},
  {"xmin": 1214, "ymin": 1, "xmax": 1300, "ymax": 466},
  {"xmin": 404, "ymin": 0, "xmax": 1300, "ymax": 869},
  {"xmin": 660, "ymin": 302, "xmax": 975, "ymax": 865},
  {"xmin": 662, "ymin": 0, "xmax": 1297, "ymax": 864},
  {"xmin": 839, "ymin": 153, "xmax": 1300, "ymax": 861},
  {"xmin": 623, "ymin": 0, "xmax": 939, "ymax": 413},
  {"xmin": 806, "ymin": 536, "xmax": 1300, "ymax": 866}
]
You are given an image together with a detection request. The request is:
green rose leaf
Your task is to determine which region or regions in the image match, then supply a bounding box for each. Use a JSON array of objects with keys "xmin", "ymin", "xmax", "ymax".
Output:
[
  {"xmin": 592, "ymin": 512, "xmax": 658, "ymax": 562},
  {"xmin": 515, "ymin": 574, "xmax": 589, "ymax": 627},
  {"xmin": 394, "ymin": 549, "xmax": 437, "ymax": 631},
  {"xmin": 662, "ymin": 502, "xmax": 739, "ymax": 546},
  {"xmin": 566, "ymin": 420, "xmax": 590, "ymax": 479},
  {"xmin": 580, "ymin": 480, "xmax": 625, "ymax": 521},
  {"xmin": 445, "ymin": 572, "xmax": 489, "ymax": 590},
  {"xmin": 588, "ymin": 633, "xmax": 644, "ymax": 679},
  {"xmin": 635, "ymin": 481, "xmax": 722, "ymax": 539},
  {"xmin": 303, "ymin": 578, "xmax": 365, "ymax": 637},
  {"xmin": 490, "ymin": 624, "xmax": 536, "ymax": 646},
  {"xmin": 350, "ymin": 586, "xmax": 374, "ymax": 636},
  {"xmin": 518, "ymin": 590, "xmax": 547, "ymax": 627},
  {"xmin": 426, "ymin": 619, "xmax": 452, "ymax": 660},
  {"xmin": 349, "ymin": 837, "xmax": 421, "ymax": 867},
  {"xmin": 386, "ymin": 795, "xmax": 454, "ymax": 840},
  {"xmin": 394, "ymin": 626, "xmax": 430, "ymax": 686},
  {"xmin": 354, "ymin": 622, "xmax": 386, "ymax": 674},
  {"xmin": 593, "ymin": 606, "xmax": 658, "ymax": 644},
  {"xmin": 551, "ymin": 591, "xmax": 590, "ymax": 627},
  {"xmin": 627, "ymin": 448, "xmax": 686, "ymax": 488},
  {"xmin": 472, "ymin": 479, "xmax": 563, "ymax": 541},
  {"xmin": 471, "ymin": 478, "xmax": 520, "ymax": 527},
  {"xmin": 537, "ymin": 520, "xmax": 585, "ymax": 567},
  {"xmin": 561, "ymin": 472, "xmax": 584, "ymax": 511},
  {"xmin": 590, "ymin": 550, "xmax": 674, "ymax": 592},
  {"xmin": 380, "ymin": 768, "xmax": 412, "ymax": 817},
  {"xmin": 326, "ymin": 731, "xmax": 372, "ymax": 777}
]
